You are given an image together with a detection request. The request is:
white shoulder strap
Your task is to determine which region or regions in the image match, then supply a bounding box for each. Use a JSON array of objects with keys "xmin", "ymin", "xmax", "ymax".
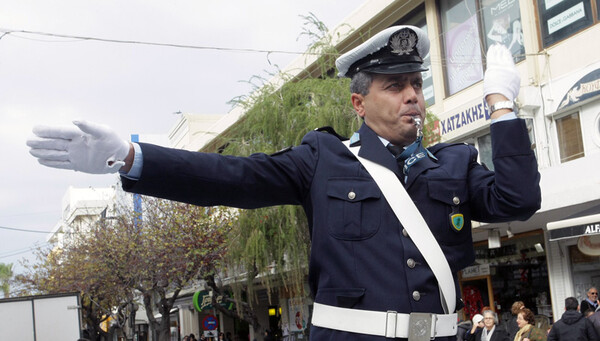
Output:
[{"xmin": 343, "ymin": 141, "xmax": 456, "ymax": 313}]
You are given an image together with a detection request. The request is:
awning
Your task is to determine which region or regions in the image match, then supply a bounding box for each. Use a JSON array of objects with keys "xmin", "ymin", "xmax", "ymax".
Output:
[
  {"xmin": 547, "ymin": 213, "xmax": 600, "ymax": 241},
  {"xmin": 548, "ymin": 206, "xmax": 600, "ymax": 256}
]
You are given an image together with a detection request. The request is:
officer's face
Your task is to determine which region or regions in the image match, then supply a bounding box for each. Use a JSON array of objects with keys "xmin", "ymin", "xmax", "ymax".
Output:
[{"xmin": 351, "ymin": 72, "xmax": 425, "ymax": 147}]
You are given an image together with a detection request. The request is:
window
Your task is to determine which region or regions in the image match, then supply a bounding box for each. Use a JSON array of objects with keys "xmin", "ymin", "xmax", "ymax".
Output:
[
  {"xmin": 439, "ymin": 0, "xmax": 526, "ymax": 96},
  {"xmin": 556, "ymin": 112, "xmax": 585, "ymax": 162},
  {"xmin": 440, "ymin": 0, "xmax": 484, "ymax": 96},
  {"xmin": 525, "ymin": 118, "xmax": 538, "ymax": 158},
  {"xmin": 537, "ymin": 0, "xmax": 596, "ymax": 47},
  {"xmin": 392, "ymin": 5, "xmax": 435, "ymax": 105},
  {"xmin": 480, "ymin": 0, "xmax": 526, "ymax": 62},
  {"xmin": 477, "ymin": 133, "xmax": 494, "ymax": 171}
]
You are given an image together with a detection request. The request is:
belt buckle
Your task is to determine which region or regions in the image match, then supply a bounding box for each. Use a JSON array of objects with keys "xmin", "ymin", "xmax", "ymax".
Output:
[
  {"xmin": 408, "ymin": 312, "xmax": 434, "ymax": 341},
  {"xmin": 385, "ymin": 310, "xmax": 398, "ymax": 338}
]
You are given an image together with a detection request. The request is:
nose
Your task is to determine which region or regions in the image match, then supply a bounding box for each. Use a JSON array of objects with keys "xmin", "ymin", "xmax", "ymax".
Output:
[{"xmin": 402, "ymin": 84, "xmax": 419, "ymax": 104}]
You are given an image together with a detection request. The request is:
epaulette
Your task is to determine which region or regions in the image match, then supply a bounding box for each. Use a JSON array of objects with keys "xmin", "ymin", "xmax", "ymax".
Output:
[
  {"xmin": 270, "ymin": 146, "xmax": 293, "ymax": 156},
  {"xmin": 314, "ymin": 126, "xmax": 348, "ymax": 141},
  {"xmin": 427, "ymin": 142, "xmax": 468, "ymax": 154}
]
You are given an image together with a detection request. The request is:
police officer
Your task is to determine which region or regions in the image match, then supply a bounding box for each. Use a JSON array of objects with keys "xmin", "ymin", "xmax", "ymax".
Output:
[{"xmin": 27, "ymin": 26, "xmax": 541, "ymax": 340}]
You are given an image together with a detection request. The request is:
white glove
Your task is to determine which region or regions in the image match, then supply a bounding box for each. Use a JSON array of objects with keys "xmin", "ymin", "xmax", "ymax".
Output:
[
  {"xmin": 483, "ymin": 44, "xmax": 520, "ymax": 102},
  {"xmin": 27, "ymin": 120, "xmax": 131, "ymax": 174}
]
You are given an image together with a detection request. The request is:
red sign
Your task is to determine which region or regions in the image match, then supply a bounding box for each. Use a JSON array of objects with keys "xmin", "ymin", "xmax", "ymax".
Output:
[{"xmin": 202, "ymin": 315, "xmax": 218, "ymax": 331}]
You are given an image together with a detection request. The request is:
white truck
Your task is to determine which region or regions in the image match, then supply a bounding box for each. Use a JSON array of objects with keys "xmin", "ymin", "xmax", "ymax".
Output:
[{"xmin": 0, "ymin": 292, "xmax": 82, "ymax": 340}]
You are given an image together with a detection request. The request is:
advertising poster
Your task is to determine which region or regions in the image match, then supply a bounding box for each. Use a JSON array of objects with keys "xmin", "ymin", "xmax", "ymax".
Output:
[
  {"xmin": 288, "ymin": 297, "xmax": 308, "ymax": 332},
  {"xmin": 482, "ymin": 0, "xmax": 525, "ymax": 60},
  {"xmin": 444, "ymin": 14, "xmax": 483, "ymax": 95}
]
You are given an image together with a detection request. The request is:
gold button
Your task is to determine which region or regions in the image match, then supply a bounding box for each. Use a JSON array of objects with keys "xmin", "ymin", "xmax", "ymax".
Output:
[
  {"xmin": 348, "ymin": 191, "xmax": 356, "ymax": 200},
  {"xmin": 453, "ymin": 196, "xmax": 460, "ymax": 205}
]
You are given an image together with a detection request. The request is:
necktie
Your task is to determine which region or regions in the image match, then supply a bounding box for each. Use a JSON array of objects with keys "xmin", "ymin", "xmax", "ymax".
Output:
[{"xmin": 387, "ymin": 135, "xmax": 434, "ymax": 183}]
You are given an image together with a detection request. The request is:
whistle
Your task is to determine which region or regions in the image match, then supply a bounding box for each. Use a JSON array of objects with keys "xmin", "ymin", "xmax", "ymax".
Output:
[{"xmin": 412, "ymin": 115, "xmax": 423, "ymax": 138}]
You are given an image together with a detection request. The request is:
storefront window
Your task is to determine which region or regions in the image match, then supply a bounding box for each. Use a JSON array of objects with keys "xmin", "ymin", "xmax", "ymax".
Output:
[
  {"xmin": 480, "ymin": 0, "xmax": 526, "ymax": 62},
  {"xmin": 477, "ymin": 133, "xmax": 494, "ymax": 171},
  {"xmin": 569, "ymin": 243, "xmax": 600, "ymax": 309},
  {"xmin": 440, "ymin": 0, "xmax": 484, "ymax": 96},
  {"xmin": 537, "ymin": 0, "xmax": 595, "ymax": 47},
  {"xmin": 556, "ymin": 112, "xmax": 585, "ymax": 162},
  {"xmin": 463, "ymin": 232, "xmax": 551, "ymax": 324}
]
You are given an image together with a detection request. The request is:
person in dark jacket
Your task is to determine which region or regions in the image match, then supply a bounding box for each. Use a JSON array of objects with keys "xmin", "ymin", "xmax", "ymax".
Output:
[
  {"xmin": 548, "ymin": 297, "xmax": 599, "ymax": 341},
  {"xmin": 466, "ymin": 310, "xmax": 510, "ymax": 341},
  {"xmin": 26, "ymin": 26, "xmax": 542, "ymax": 340},
  {"xmin": 581, "ymin": 288, "xmax": 600, "ymax": 316}
]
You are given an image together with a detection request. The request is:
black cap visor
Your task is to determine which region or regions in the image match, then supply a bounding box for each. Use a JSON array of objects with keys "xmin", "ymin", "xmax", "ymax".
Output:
[{"xmin": 363, "ymin": 62, "xmax": 428, "ymax": 75}]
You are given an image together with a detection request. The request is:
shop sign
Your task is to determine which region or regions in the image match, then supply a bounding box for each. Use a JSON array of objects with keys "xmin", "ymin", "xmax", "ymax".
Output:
[
  {"xmin": 557, "ymin": 68, "xmax": 600, "ymax": 111},
  {"xmin": 548, "ymin": 220, "xmax": 600, "ymax": 241},
  {"xmin": 192, "ymin": 290, "xmax": 234, "ymax": 312},
  {"xmin": 461, "ymin": 263, "xmax": 490, "ymax": 278},
  {"xmin": 437, "ymin": 98, "xmax": 491, "ymax": 140}
]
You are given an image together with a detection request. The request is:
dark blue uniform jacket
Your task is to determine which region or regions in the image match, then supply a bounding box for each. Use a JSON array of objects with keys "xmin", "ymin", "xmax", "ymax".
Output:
[{"xmin": 121, "ymin": 119, "xmax": 541, "ymax": 340}]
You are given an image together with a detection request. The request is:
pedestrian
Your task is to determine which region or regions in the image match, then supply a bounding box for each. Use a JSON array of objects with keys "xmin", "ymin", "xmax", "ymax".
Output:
[
  {"xmin": 469, "ymin": 314, "xmax": 485, "ymax": 337},
  {"xmin": 581, "ymin": 287, "xmax": 600, "ymax": 316},
  {"xmin": 514, "ymin": 308, "xmax": 547, "ymax": 341},
  {"xmin": 183, "ymin": 335, "xmax": 190, "ymax": 341},
  {"xmin": 508, "ymin": 301, "xmax": 526, "ymax": 340},
  {"xmin": 588, "ymin": 309, "xmax": 600, "ymax": 337},
  {"xmin": 547, "ymin": 297, "xmax": 599, "ymax": 341},
  {"xmin": 27, "ymin": 25, "xmax": 541, "ymax": 340},
  {"xmin": 189, "ymin": 333, "xmax": 197, "ymax": 341},
  {"xmin": 466, "ymin": 310, "xmax": 510, "ymax": 341}
]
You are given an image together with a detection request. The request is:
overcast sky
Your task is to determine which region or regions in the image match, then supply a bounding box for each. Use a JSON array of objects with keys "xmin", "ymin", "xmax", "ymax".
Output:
[{"xmin": 0, "ymin": 0, "xmax": 366, "ymax": 282}]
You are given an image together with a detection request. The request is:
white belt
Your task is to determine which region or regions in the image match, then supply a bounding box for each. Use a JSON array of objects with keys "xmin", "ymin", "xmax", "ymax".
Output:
[{"xmin": 312, "ymin": 303, "xmax": 457, "ymax": 339}]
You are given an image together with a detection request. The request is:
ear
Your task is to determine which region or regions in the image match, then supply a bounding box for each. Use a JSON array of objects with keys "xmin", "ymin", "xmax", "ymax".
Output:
[{"xmin": 351, "ymin": 93, "xmax": 366, "ymax": 118}]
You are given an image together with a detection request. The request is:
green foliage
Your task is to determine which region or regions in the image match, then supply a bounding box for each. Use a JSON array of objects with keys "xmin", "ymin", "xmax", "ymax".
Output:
[{"xmin": 0, "ymin": 263, "xmax": 13, "ymax": 298}]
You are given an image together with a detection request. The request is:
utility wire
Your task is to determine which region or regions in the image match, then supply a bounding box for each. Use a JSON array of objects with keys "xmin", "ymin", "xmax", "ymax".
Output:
[
  {"xmin": 0, "ymin": 225, "xmax": 51, "ymax": 234},
  {"xmin": 0, "ymin": 28, "xmax": 328, "ymax": 56}
]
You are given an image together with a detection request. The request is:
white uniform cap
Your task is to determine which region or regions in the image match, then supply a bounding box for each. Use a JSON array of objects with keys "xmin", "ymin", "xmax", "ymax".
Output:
[{"xmin": 336, "ymin": 25, "xmax": 430, "ymax": 78}]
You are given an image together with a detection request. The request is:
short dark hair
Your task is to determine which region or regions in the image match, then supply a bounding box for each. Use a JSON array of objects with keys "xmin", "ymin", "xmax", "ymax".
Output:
[
  {"xmin": 350, "ymin": 71, "xmax": 373, "ymax": 96},
  {"xmin": 565, "ymin": 297, "xmax": 579, "ymax": 311}
]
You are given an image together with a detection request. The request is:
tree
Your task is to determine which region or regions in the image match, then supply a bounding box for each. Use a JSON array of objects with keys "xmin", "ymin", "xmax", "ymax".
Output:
[
  {"xmin": 0, "ymin": 262, "xmax": 13, "ymax": 298},
  {"xmin": 17, "ymin": 192, "xmax": 232, "ymax": 341}
]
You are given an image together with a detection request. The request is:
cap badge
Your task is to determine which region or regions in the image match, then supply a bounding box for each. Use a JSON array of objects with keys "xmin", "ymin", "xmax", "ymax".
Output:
[{"xmin": 389, "ymin": 29, "xmax": 417, "ymax": 56}]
